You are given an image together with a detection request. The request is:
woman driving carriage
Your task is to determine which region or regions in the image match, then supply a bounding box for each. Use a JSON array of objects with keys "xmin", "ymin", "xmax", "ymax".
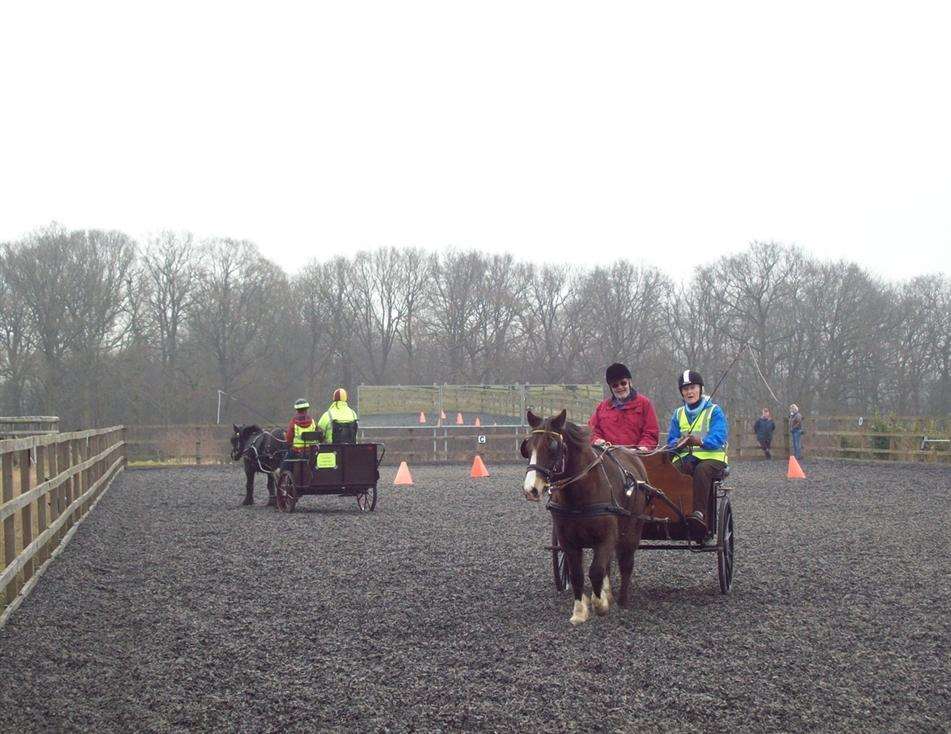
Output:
[
  {"xmin": 285, "ymin": 398, "xmax": 320, "ymax": 452},
  {"xmin": 588, "ymin": 362, "xmax": 660, "ymax": 450},
  {"xmin": 666, "ymin": 370, "xmax": 729, "ymax": 539}
]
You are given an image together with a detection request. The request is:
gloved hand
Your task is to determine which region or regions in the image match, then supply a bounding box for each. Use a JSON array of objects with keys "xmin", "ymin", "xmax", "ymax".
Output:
[{"xmin": 677, "ymin": 434, "xmax": 703, "ymax": 448}]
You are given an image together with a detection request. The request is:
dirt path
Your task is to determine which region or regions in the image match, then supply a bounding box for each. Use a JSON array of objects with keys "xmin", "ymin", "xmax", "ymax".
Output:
[{"xmin": 1, "ymin": 460, "xmax": 948, "ymax": 732}]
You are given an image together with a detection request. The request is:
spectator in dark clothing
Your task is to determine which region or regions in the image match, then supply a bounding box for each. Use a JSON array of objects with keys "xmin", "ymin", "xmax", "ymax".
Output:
[
  {"xmin": 789, "ymin": 404, "xmax": 804, "ymax": 460},
  {"xmin": 753, "ymin": 408, "xmax": 776, "ymax": 459}
]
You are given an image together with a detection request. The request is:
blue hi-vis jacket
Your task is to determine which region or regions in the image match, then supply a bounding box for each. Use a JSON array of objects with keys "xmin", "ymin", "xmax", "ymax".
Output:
[{"xmin": 666, "ymin": 396, "xmax": 729, "ymax": 461}]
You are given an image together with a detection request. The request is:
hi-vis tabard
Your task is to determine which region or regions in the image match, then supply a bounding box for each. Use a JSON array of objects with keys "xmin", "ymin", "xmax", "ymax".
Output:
[
  {"xmin": 316, "ymin": 451, "xmax": 337, "ymax": 469},
  {"xmin": 293, "ymin": 420, "xmax": 319, "ymax": 449},
  {"xmin": 674, "ymin": 404, "xmax": 728, "ymax": 463}
]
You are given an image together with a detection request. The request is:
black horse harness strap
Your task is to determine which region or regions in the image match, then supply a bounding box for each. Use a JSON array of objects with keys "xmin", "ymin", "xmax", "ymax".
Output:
[
  {"xmin": 244, "ymin": 432, "xmax": 282, "ymax": 474},
  {"xmin": 598, "ymin": 445, "xmax": 688, "ymax": 524},
  {"xmin": 546, "ymin": 500, "xmax": 630, "ymax": 518},
  {"xmin": 545, "ymin": 444, "xmax": 633, "ymax": 519}
]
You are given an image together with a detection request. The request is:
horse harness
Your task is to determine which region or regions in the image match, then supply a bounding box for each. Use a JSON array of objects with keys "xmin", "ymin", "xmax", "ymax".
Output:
[
  {"xmin": 237, "ymin": 430, "xmax": 284, "ymax": 474},
  {"xmin": 524, "ymin": 429, "xmax": 651, "ymax": 520}
]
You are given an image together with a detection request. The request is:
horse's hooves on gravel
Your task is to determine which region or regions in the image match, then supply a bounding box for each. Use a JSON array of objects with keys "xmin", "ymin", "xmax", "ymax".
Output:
[{"xmin": 240, "ymin": 499, "xmax": 253, "ymax": 507}]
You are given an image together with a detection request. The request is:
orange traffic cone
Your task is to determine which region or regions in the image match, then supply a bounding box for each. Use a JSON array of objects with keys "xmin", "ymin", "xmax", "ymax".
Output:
[
  {"xmin": 474, "ymin": 417, "xmax": 481, "ymax": 427},
  {"xmin": 470, "ymin": 455, "xmax": 489, "ymax": 478},
  {"xmin": 418, "ymin": 411, "xmax": 427, "ymax": 424},
  {"xmin": 787, "ymin": 456, "xmax": 806, "ymax": 479},
  {"xmin": 456, "ymin": 412, "xmax": 464, "ymax": 425},
  {"xmin": 394, "ymin": 461, "xmax": 414, "ymax": 485}
]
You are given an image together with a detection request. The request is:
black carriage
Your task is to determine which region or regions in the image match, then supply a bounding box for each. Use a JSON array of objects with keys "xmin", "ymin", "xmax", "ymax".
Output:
[
  {"xmin": 274, "ymin": 439, "xmax": 385, "ymax": 513},
  {"xmin": 551, "ymin": 452, "xmax": 735, "ymax": 594}
]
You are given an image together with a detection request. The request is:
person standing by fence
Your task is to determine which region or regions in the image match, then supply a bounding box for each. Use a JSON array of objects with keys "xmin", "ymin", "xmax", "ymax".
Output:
[
  {"xmin": 754, "ymin": 408, "xmax": 776, "ymax": 459},
  {"xmin": 789, "ymin": 404, "xmax": 804, "ymax": 460}
]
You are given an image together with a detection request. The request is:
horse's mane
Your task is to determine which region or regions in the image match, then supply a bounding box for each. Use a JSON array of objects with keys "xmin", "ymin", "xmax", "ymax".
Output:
[{"xmin": 560, "ymin": 420, "xmax": 591, "ymax": 455}]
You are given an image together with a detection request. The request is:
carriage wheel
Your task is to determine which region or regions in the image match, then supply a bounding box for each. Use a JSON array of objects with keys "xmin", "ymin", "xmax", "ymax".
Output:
[
  {"xmin": 275, "ymin": 470, "xmax": 298, "ymax": 513},
  {"xmin": 551, "ymin": 526, "xmax": 569, "ymax": 592},
  {"xmin": 357, "ymin": 485, "xmax": 378, "ymax": 512},
  {"xmin": 717, "ymin": 494, "xmax": 735, "ymax": 594}
]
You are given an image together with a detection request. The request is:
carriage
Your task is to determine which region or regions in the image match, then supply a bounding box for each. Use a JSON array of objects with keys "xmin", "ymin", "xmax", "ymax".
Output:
[
  {"xmin": 549, "ymin": 451, "xmax": 735, "ymax": 594},
  {"xmin": 273, "ymin": 437, "xmax": 385, "ymax": 513}
]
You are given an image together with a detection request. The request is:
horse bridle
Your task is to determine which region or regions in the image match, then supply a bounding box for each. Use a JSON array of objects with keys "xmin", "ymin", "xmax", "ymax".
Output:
[{"xmin": 523, "ymin": 429, "xmax": 567, "ymax": 483}]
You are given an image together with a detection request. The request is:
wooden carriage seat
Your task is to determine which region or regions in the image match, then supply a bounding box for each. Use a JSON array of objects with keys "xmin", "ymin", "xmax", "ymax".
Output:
[{"xmin": 640, "ymin": 453, "xmax": 695, "ymax": 519}]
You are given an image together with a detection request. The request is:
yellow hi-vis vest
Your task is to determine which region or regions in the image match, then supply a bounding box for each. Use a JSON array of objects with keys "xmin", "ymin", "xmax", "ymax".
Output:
[
  {"xmin": 292, "ymin": 419, "xmax": 319, "ymax": 449},
  {"xmin": 317, "ymin": 402, "xmax": 358, "ymax": 443},
  {"xmin": 673, "ymin": 405, "xmax": 728, "ymax": 463}
]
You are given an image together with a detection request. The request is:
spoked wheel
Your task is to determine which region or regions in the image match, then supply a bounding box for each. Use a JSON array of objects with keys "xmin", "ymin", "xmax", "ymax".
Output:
[
  {"xmin": 551, "ymin": 525, "xmax": 569, "ymax": 592},
  {"xmin": 717, "ymin": 494, "xmax": 735, "ymax": 594},
  {"xmin": 275, "ymin": 470, "xmax": 299, "ymax": 513},
  {"xmin": 356, "ymin": 484, "xmax": 378, "ymax": 512}
]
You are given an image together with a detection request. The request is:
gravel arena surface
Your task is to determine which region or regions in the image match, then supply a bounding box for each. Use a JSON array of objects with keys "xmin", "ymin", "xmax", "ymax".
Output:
[{"xmin": 1, "ymin": 460, "xmax": 949, "ymax": 732}]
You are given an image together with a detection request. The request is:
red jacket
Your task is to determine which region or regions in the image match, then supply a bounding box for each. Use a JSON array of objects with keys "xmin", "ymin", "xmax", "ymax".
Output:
[
  {"xmin": 286, "ymin": 413, "xmax": 317, "ymax": 445},
  {"xmin": 588, "ymin": 393, "xmax": 659, "ymax": 448}
]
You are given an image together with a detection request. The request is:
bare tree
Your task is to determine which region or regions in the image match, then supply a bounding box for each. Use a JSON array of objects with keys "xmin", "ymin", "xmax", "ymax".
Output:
[
  {"xmin": 394, "ymin": 248, "xmax": 433, "ymax": 383},
  {"xmin": 428, "ymin": 250, "xmax": 485, "ymax": 382},
  {"xmin": 0, "ymin": 249, "xmax": 34, "ymax": 413},
  {"xmin": 519, "ymin": 263, "xmax": 574, "ymax": 382},
  {"xmin": 348, "ymin": 248, "xmax": 406, "ymax": 384},
  {"xmin": 469, "ymin": 254, "xmax": 528, "ymax": 383},
  {"xmin": 188, "ymin": 239, "xmax": 286, "ymax": 418}
]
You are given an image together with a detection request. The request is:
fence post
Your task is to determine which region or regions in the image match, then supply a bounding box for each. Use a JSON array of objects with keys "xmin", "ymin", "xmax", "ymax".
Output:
[
  {"xmin": 19, "ymin": 447, "xmax": 33, "ymax": 584},
  {"xmin": 35, "ymin": 444, "xmax": 48, "ymax": 567},
  {"xmin": 195, "ymin": 426, "xmax": 202, "ymax": 465},
  {"xmin": 2, "ymin": 452, "xmax": 15, "ymax": 604}
]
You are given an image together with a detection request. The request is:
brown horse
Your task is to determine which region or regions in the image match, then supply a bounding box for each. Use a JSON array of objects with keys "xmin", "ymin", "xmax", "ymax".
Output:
[{"xmin": 521, "ymin": 409, "xmax": 650, "ymax": 625}]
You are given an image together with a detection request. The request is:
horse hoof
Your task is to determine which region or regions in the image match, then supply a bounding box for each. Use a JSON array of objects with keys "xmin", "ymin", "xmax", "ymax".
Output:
[
  {"xmin": 240, "ymin": 499, "xmax": 253, "ymax": 507},
  {"xmin": 570, "ymin": 596, "xmax": 591, "ymax": 625}
]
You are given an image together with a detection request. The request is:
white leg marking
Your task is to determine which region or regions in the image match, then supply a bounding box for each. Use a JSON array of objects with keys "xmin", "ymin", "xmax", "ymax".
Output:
[
  {"xmin": 592, "ymin": 576, "xmax": 612, "ymax": 616},
  {"xmin": 570, "ymin": 594, "xmax": 591, "ymax": 626}
]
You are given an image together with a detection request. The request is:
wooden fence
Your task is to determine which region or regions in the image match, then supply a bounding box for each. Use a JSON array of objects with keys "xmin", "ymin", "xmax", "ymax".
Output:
[
  {"xmin": 125, "ymin": 416, "xmax": 950, "ymax": 466},
  {"xmin": 356, "ymin": 384, "xmax": 602, "ymax": 426},
  {"xmin": 806, "ymin": 415, "xmax": 950, "ymax": 462},
  {"xmin": 0, "ymin": 426, "xmax": 126, "ymax": 625},
  {"xmin": 0, "ymin": 416, "xmax": 60, "ymax": 439}
]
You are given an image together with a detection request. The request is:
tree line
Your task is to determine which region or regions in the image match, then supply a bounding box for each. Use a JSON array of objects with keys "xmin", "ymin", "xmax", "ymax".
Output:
[{"xmin": 1, "ymin": 223, "xmax": 948, "ymax": 429}]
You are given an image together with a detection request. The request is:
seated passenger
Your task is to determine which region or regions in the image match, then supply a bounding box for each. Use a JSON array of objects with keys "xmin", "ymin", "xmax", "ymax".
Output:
[
  {"xmin": 317, "ymin": 388, "xmax": 359, "ymax": 443},
  {"xmin": 665, "ymin": 370, "xmax": 729, "ymax": 539},
  {"xmin": 285, "ymin": 398, "xmax": 320, "ymax": 452},
  {"xmin": 588, "ymin": 362, "xmax": 659, "ymax": 450}
]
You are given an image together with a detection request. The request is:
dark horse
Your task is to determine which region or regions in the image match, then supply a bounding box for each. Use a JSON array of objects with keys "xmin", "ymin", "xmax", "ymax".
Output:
[
  {"xmin": 521, "ymin": 409, "xmax": 650, "ymax": 625},
  {"xmin": 230, "ymin": 424, "xmax": 287, "ymax": 506}
]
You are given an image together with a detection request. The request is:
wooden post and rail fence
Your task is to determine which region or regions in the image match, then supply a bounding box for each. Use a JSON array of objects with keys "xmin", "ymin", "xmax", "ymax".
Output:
[
  {"xmin": 0, "ymin": 416, "xmax": 60, "ymax": 439},
  {"xmin": 0, "ymin": 426, "xmax": 126, "ymax": 625},
  {"xmin": 123, "ymin": 416, "xmax": 950, "ymax": 465}
]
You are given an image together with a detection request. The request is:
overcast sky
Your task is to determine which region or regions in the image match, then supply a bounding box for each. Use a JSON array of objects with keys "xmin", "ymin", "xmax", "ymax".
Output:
[{"xmin": 1, "ymin": 2, "xmax": 949, "ymax": 282}]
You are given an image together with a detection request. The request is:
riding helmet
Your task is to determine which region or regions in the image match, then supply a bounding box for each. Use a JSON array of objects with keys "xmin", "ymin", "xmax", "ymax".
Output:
[
  {"xmin": 294, "ymin": 398, "xmax": 310, "ymax": 411},
  {"xmin": 332, "ymin": 388, "xmax": 348, "ymax": 402},
  {"xmin": 605, "ymin": 363, "xmax": 632, "ymax": 384},
  {"xmin": 677, "ymin": 370, "xmax": 704, "ymax": 390}
]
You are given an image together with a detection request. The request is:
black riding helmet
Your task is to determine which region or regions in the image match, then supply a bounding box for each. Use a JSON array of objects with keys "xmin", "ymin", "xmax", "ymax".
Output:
[
  {"xmin": 605, "ymin": 363, "xmax": 632, "ymax": 384},
  {"xmin": 677, "ymin": 370, "xmax": 704, "ymax": 390}
]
